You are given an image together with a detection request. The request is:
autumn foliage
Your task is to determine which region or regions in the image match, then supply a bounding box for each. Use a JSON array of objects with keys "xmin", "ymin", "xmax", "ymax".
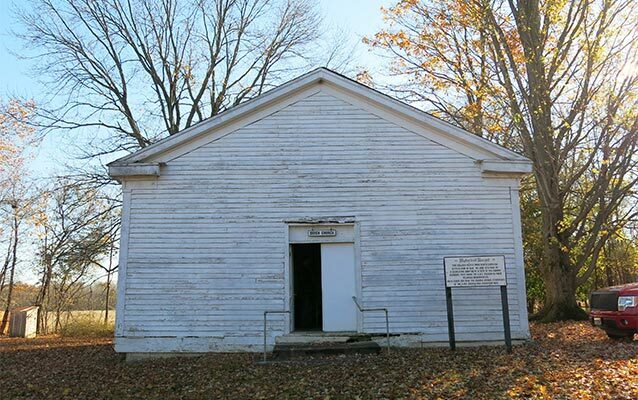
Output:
[
  {"xmin": 1, "ymin": 322, "xmax": 637, "ymax": 399},
  {"xmin": 367, "ymin": 0, "xmax": 638, "ymax": 322},
  {"xmin": 364, "ymin": 0, "xmax": 518, "ymax": 144},
  {"xmin": 0, "ymin": 99, "xmax": 36, "ymax": 181},
  {"xmin": 0, "ymin": 99, "xmax": 38, "ymax": 334}
]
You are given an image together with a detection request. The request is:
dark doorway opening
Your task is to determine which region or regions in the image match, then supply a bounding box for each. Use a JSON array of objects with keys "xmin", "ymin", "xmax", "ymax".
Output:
[{"xmin": 291, "ymin": 243, "xmax": 322, "ymax": 331}]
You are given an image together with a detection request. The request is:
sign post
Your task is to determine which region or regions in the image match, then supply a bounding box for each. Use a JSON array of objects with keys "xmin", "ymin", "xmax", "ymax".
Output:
[
  {"xmin": 445, "ymin": 285, "xmax": 455, "ymax": 351},
  {"xmin": 500, "ymin": 285, "xmax": 512, "ymax": 353},
  {"xmin": 443, "ymin": 255, "xmax": 511, "ymax": 354}
]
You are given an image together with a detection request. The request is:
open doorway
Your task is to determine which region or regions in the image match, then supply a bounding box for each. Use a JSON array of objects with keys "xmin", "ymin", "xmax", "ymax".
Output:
[{"xmin": 291, "ymin": 243, "xmax": 322, "ymax": 331}]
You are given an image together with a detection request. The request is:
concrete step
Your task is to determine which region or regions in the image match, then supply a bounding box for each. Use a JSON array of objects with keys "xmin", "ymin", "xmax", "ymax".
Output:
[
  {"xmin": 275, "ymin": 332, "xmax": 372, "ymax": 345},
  {"xmin": 272, "ymin": 340, "xmax": 381, "ymax": 360}
]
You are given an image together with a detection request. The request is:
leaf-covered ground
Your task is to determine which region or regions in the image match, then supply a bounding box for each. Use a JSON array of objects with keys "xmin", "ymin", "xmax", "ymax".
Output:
[{"xmin": 1, "ymin": 322, "xmax": 637, "ymax": 399}]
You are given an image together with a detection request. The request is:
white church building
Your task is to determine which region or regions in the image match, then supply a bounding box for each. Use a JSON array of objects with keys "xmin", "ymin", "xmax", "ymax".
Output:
[{"xmin": 108, "ymin": 68, "xmax": 532, "ymax": 354}]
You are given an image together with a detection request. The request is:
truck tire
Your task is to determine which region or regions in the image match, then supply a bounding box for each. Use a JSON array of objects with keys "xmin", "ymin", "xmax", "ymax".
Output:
[{"xmin": 606, "ymin": 331, "xmax": 634, "ymax": 341}]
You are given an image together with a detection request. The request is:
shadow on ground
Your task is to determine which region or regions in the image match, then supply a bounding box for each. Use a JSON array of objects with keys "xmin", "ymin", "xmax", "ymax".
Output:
[{"xmin": 1, "ymin": 322, "xmax": 636, "ymax": 399}]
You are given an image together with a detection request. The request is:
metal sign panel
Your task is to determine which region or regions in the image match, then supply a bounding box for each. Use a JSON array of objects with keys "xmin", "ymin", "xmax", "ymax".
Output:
[{"xmin": 444, "ymin": 255, "xmax": 506, "ymax": 287}]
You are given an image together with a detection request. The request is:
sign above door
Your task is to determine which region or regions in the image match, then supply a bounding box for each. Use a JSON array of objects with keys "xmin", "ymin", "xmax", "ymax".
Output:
[
  {"xmin": 289, "ymin": 224, "xmax": 354, "ymax": 244},
  {"xmin": 308, "ymin": 228, "xmax": 337, "ymax": 238}
]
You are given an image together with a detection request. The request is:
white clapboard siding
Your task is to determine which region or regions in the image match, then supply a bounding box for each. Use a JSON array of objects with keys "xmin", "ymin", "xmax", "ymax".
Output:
[{"xmin": 119, "ymin": 89, "xmax": 528, "ymax": 351}]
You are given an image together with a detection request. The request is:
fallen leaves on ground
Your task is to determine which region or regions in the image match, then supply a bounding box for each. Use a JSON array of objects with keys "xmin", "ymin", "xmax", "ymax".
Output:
[{"xmin": 1, "ymin": 322, "xmax": 637, "ymax": 399}]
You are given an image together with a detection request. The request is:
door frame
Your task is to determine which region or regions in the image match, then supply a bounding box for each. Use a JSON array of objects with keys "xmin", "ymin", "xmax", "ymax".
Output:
[{"xmin": 284, "ymin": 221, "xmax": 362, "ymax": 333}]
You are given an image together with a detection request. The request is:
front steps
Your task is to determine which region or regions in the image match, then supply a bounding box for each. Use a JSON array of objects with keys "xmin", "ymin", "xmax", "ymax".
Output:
[{"xmin": 272, "ymin": 332, "xmax": 381, "ymax": 360}]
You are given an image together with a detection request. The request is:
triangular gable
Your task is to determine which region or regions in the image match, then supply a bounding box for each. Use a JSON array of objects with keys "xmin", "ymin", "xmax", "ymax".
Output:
[{"xmin": 108, "ymin": 68, "xmax": 531, "ymax": 179}]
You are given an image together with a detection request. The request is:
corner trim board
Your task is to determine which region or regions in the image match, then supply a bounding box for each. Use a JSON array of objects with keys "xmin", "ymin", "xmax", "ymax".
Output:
[{"xmin": 114, "ymin": 188, "xmax": 132, "ymax": 339}]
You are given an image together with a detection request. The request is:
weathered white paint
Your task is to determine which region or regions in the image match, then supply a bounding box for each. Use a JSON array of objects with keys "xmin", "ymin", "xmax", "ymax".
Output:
[
  {"xmin": 109, "ymin": 68, "xmax": 529, "ymax": 169},
  {"xmin": 318, "ymin": 82, "xmax": 525, "ymax": 164},
  {"xmin": 111, "ymin": 69, "xmax": 532, "ymax": 353},
  {"xmin": 109, "ymin": 163, "xmax": 161, "ymax": 180},
  {"xmin": 480, "ymin": 160, "xmax": 533, "ymax": 175},
  {"xmin": 114, "ymin": 188, "xmax": 132, "ymax": 338},
  {"xmin": 321, "ymin": 243, "xmax": 357, "ymax": 332}
]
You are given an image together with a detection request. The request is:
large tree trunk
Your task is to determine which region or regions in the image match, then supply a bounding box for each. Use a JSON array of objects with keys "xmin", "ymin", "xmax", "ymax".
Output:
[
  {"xmin": 535, "ymin": 238, "xmax": 588, "ymax": 322},
  {"xmin": 538, "ymin": 267, "xmax": 587, "ymax": 321}
]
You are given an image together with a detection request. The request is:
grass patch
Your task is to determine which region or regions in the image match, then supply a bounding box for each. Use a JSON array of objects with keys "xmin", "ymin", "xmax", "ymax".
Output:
[{"xmin": 59, "ymin": 314, "xmax": 114, "ymax": 338}]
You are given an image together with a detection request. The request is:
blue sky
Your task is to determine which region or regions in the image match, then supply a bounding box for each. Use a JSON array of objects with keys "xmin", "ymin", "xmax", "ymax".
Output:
[
  {"xmin": 0, "ymin": 0, "xmax": 393, "ymax": 96},
  {"xmin": 0, "ymin": 0, "xmax": 394, "ymax": 282},
  {"xmin": 0, "ymin": 0, "xmax": 394, "ymax": 178}
]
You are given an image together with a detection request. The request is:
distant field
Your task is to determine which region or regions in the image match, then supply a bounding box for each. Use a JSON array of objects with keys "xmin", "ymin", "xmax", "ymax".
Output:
[{"xmin": 1, "ymin": 310, "xmax": 115, "ymax": 334}]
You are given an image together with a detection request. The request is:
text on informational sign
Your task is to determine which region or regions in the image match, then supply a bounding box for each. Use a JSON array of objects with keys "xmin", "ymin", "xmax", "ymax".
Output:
[{"xmin": 444, "ymin": 256, "xmax": 506, "ymax": 287}]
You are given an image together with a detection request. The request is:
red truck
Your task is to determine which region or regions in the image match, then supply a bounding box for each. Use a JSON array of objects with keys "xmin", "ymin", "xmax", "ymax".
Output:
[{"xmin": 590, "ymin": 283, "xmax": 638, "ymax": 340}]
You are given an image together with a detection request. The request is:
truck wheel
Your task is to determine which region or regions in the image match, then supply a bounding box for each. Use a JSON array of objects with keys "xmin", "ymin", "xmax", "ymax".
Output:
[{"xmin": 606, "ymin": 332, "xmax": 634, "ymax": 341}]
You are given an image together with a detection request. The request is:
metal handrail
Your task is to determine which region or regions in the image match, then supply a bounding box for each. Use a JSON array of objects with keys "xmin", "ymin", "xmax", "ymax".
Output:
[
  {"xmin": 352, "ymin": 296, "xmax": 390, "ymax": 351},
  {"xmin": 262, "ymin": 310, "xmax": 290, "ymax": 362}
]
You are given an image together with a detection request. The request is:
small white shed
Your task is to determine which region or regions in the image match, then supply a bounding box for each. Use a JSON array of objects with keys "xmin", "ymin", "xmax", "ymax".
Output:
[
  {"xmin": 108, "ymin": 68, "xmax": 532, "ymax": 355},
  {"xmin": 10, "ymin": 306, "xmax": 39, "ymax": 338}
]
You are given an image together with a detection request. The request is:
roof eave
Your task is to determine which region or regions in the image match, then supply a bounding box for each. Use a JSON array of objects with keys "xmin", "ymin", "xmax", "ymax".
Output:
[
  {"xmin": 108, "ymin": 68, "xmax": 328, "ymax": 167},
  {"xmin": 478, "ymin": 159, "xmax": 533, "ymax": 178},
  {"xmin": 318, "ymin": 70, "xmax": 529, "ymax": 162},
  {"xmin": 108, "ymin": 67, "xmax": 531, "ymax": 168},
  {"xmin": 108, "ymin": 163, "xmax": 161, "ymax": 181}
]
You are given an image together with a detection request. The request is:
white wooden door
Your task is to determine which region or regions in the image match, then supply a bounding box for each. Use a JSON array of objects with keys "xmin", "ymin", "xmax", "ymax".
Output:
[{"xmin": 320, "ymin": 243, "xmax": 357, "ymax": 331}]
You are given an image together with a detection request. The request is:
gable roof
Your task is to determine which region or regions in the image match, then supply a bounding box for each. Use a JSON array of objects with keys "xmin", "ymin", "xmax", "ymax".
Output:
[{"xmin": 108, "ymin": 68, "xmax": 532, "ymax": 179}]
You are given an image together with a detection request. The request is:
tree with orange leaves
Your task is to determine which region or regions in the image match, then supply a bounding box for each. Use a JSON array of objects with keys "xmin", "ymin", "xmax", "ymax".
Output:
[
  {"xmin": 365, "ymin": 0, "xmax": 517, "ymax": 146},
  {"xmin": 369, "ymin": 0, "xmax": 638, "ymax": 322}
]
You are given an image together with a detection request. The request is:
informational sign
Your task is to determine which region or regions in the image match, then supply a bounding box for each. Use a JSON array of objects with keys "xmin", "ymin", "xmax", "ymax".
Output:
[
  {"xmin": 444, "ymin": 255, "xmax": 506, "ymax": 287},
  {"xmin": 443, "ymin": 255, "xmax": 512, "ymax": 353},
  {"xmin": 308, "ymin": 228, "xmax": 337, "ymax": 238}
]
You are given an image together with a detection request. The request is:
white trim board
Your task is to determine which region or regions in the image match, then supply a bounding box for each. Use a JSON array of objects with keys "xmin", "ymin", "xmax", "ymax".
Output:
[{"xmin": 113, "ymin": 188, "xmax": 132, "ymax": 339}]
